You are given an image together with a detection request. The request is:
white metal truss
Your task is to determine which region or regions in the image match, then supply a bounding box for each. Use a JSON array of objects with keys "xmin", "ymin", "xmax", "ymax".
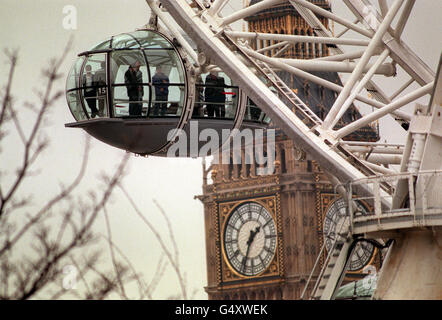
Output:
[
  {"xmin": 301, "ymin": 218, "xmax": 354, "ymax": 300},
  {"xmin": 147, "ymin": 0, "xmax": 441, "ymax": 299},
  {"xmin": 154, "ymin": 0, "xmax": 435, "ymax": 194}
]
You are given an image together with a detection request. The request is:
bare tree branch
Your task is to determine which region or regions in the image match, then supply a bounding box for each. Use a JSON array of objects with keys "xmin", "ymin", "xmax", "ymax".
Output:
[
  {"xmin": 0, "ymin": 49, "xmax": 17, "ymax": 132},
  {"xmin": 103, "ymin": 206, "xmax": 128, "ymax": 299},
  {"xmin": 0, "ymin": 41, "xmax": 72, "ymax": 218},
  {"xmin": 16, "ymin": 151, "xmax": 130, "ymax": 300},
  {"xmin": 145, "ymin": 253, "xmax": 168, "ymax": 299},
  {"xmin": 98, "ymin": 233, "xmax": 150, "ymax": 299},
  {"xmin": 119, "ymin": 184, "xmax": 189, "ymax": 299},
  {"xmin": 0, "ymin": 136, "xmax": 91, "ymax": 257},
  {"xmin": 0, "ymin": 41, "xmax": 194, "ymax": 300},
  {"xmin": 153, "ymin": 199, "xmax": 180, "ymax": 270}
]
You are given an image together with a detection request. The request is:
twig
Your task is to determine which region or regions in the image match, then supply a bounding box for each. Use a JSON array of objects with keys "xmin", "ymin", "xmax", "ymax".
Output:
[
  {"xmin": 17, "ymin": 152, "xmax": 130, "ymax": 299},
  {"xmin": 98, "ymin": 233, "xmax": 149, "ymax": 299},
  {"xmin": 119, "ymin": 185, "xmax": 188, "ymax": 299},
  {"xmin": 0, "ymin": 40, "xmax": 72, "ymax": 218},
  {"xmin": 103, "ymin": 205, "xmax": 128, "ymax": 299},
  {"xmin": 0, "ymin": 135, "xmax": 91, "ymax": 257}
]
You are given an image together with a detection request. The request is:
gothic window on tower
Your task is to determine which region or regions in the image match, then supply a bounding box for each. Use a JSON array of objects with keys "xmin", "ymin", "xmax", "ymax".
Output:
[
  {"xmin": 303, "ymin": 80, "xmax": 310, "ymax": 98},
  {"xmin": 280, "ymin": 147, "xmax": 286, "ymax": 173},
  {"xmin": 350, "ymin": 107, "xmax": 358, "ymax": 122},
  {"xmin": 236, "ymin": 163, "xmax": 242, "ymax": 179},
  {"xmin": 233, "ymin": 155, "xmax": 241, "ymax": 179},
  {"xmin": 245, "ymin": 151, "xmax": 252, "ymax": 177},
  {"xmin": 307, "ymin": 160, "xmax": 312, "ymax": 172},
  {"xmin": 294, "ymin": 28, "xmax": 300, "ymax": 58},
  {"xmin": 307, "ymin": 29, "xmax": 313, "ymax": 59},
  {"xmin": 319, "ymin": 86, "xmax": 325, "ymax": 101},
  {"xmin": 228, "ymin": 157, "xmax": 234, "ymax": 180},
  {"xmin": 333, "ymin": 83, "xmax": 338, "ymax": 99},
  {"xmin": 305, "ymin": 35, "xmax": 309, "ymax": 59},
  {"xmin": 262, "ymin": 150, "xmax": 268, "ymax": 175},
  {"xmin": 322, "ymin": 43, "xmax": 328, "ymax": 57},
  {"xmin": 246, "ymin": 163, "xmax": 251, "ymax": 178},
  {"xmin": 318, "ymin": 104, "xmax": 326, "ymax": 120},
  {"xmin": 280, "ymin": 29, "xmax": 286, "ymax": 57},
  {"xmin": 315, "ymin": 42, "xmax": 320, "ymax": 59},
  {"xmin": 300, "ymin": 29, "xmax": 306, "ymax": 59}
]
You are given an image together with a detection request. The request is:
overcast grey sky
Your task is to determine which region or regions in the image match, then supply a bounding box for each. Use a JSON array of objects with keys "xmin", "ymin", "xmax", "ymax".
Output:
[
  {"xmin": 1, "ymin": 0, "xmax": 208, "ymax": 299},
  {"xmin": 0, "ymin": 0, "xmax": 440, "ymax": 299}
]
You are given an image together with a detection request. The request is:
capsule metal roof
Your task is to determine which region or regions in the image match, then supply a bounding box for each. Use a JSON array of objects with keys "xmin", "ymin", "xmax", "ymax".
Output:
[{"xmin": 88, "ymin": 30, "xmax": 174, "ymax": 52}]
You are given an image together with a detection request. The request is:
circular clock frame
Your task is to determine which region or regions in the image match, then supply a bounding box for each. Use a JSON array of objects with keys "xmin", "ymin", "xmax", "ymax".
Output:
[
  {"xmin": 222, "ymin": 201, "xmax": 278, "ymax": 277},
  {"xmin": 323, "ymin": 197, "xmax": 375, "ymax": 272}
]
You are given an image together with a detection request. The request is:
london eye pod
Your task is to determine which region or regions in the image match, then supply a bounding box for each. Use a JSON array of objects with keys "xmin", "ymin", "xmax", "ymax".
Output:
[{"xmin": 65, "ymin": 29, "xmax": 269, "ymax": 157}]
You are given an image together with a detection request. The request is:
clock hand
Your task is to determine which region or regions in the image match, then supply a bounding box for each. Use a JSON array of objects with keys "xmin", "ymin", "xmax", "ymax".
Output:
[
  {"xmin": 249, "ymin": 226, "xmax": 260, "ymax": 244},
  {"xmin": 242, "ymin": 230, "xmax": 254, "ymax": 272},
  {"xmin": 248, "ymin": 226, "xmax": 261, "ymax": 243},
  {"xmin": 242, "ymin": 246, "xmax": 250, "ymax": 272},
  {"xmin": 246, "ymin": 230, "xmax": 254, "ymax": 246},
  {"xmin": 242, "ymin": 226, "xmax": 261, "ymax": 272}
]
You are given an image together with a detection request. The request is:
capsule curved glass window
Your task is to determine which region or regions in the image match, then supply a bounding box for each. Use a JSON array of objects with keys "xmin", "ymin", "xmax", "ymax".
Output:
[
  {"xmin": 66, "ymin": 56, "xmax": 87, "ymax": 121},
  {"xmin": 65, "ymin": 29, "xmax": 188, "ymax": 121}
]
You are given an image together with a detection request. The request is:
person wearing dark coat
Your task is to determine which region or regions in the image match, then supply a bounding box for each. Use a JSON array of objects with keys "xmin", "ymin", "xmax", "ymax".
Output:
[
  {"xmin": 124, "ymin": 61, "xmax": 144, "ymax": 116},
  {"xmin": 82, "ymin": 64, "xmax": 99, "ymax": 118},
  {"xmin": 204, "ymin": 71, "xmax": 225, "ymax": 118},
  {"xmin": 152, "ymin": 66, "xmax": 170, "ymax": 116}
]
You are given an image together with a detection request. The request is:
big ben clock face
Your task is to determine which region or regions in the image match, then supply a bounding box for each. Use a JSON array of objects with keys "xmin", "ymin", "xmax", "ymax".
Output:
[
  {"xmin": 323, "ymin": 198, "xmax": 375, "ymax": 271},
  {"xmin": 223, "ymin": 202, "xmax": 277, "ymax": 277}
]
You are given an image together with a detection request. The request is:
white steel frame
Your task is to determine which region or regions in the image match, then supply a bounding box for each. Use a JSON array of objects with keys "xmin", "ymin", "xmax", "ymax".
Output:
[
  {"xmin": 145, "ymin": 0, "xmax": 441, "ymax": 300},
  {"xmin": 149, "ymin": 0, "xmax": 436, "ymax": 193}
]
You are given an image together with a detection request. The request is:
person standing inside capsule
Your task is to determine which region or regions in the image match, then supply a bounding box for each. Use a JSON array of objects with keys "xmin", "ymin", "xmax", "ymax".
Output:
[
  {"xmin": 82, "ymin": 64, "xmax": 99, "ymax": 118},
  {"xmin": 152, "ymin": 66, "xmax": 170, "ymax": 116},
  {"xmin": 216, "ymin": 73, "xmax": 226, "ymax": 118},
  {"xmin": 124, "ymin": 61, "xmax": 144, "ymax": 116},
  {"xmin": 205, "ymin": 71, "xmax": 225, "ymax": 118}
]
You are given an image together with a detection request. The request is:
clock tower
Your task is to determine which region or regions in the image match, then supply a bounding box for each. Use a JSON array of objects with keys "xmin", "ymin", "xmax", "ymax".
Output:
[{"xmin": 196, "ymin": 0, "xmax": 381, "ymax": 300}]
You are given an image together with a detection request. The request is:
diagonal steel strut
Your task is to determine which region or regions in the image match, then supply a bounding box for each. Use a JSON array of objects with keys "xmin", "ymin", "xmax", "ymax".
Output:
[{"xmin": 159, "ymin": 0, "xmax": 383, "ymax": 201}]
